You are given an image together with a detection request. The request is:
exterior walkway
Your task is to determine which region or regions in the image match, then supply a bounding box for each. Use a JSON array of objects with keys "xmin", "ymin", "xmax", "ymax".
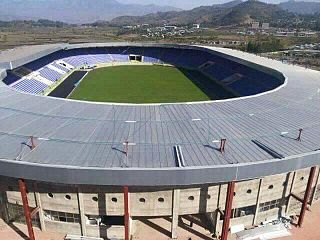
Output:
[{"xmin": 0, "ymin": 202, "xmax": 319, "ymax": 240}]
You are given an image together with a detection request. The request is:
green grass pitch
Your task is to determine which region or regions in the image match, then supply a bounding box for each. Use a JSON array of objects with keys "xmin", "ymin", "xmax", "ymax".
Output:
[{"xmin": 69, "ymin": 65, "xmax": 213, "ymax": 103}]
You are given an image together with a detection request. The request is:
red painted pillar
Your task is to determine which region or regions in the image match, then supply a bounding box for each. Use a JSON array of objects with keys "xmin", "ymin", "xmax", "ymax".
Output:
[
  {"xmin": 298, "ymin": 166, "xmax": 316, "ymax": 227},
  {"xmin": 18, "ymin": 179, "xmax": 35, "ymax": 240},
  {"xmin": 123, "ymin": 186, "xmax": 129, "ymax": 240},
  {"xmin": 221, "ymin": 181, "xmax": 235, "ymax": 240}
]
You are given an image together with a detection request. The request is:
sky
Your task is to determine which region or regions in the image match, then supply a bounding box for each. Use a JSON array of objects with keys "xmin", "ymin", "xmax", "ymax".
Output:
[{"xmin": 118, "ymin": 0, "xmax": 320, "ymax": 9}]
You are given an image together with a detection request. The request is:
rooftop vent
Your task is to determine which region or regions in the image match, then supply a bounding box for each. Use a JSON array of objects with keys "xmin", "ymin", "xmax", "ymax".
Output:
[{"xmin": 174, "ymin": 145, "xmax": 186, "ymax": 167}]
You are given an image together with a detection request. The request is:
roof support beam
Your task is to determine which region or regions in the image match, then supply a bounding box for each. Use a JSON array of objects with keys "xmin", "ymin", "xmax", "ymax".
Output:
[
  {"xmin": 33, "ymin": 184, "xmax": 46, "ymax": 231},
  {"xmin": 310, "ymin": 166, "xmax": 320, "ymax": 206},
  {"xmin": 18, "ymin": 179, "xmax": 35, "ymax": 240},
  {"xmin": 298, "ymin": 166, "xmax": 316, "ymax": 228},
  {"xmin": 221, "ymin": 181, "xmax": 235, "ymax": 240},
  {"xmin": 124, "ymin": 186, "xmax": 130, "ymax": 240}
]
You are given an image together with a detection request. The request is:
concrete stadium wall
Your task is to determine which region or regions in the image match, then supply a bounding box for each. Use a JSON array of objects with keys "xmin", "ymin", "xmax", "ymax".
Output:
[
  {"xmin": 0, "ymin": 69, "xmax": 7, "ymax": 81},
  {"xmin": 10, "ymin": 48, "xmax": 60, "ymax": 70},
  {"xmin": 1, "ymin": 166, "xmax": 319, "ymax": 239}
]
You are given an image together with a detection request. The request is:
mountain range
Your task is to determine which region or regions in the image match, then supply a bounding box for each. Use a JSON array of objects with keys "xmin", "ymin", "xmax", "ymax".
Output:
[
  {"xmin": 279, "ymin": 1, "xmax": 320, "ymax": 15},
  {"xmin": 0, "ymin": 0, "xmax": 179, "ymax": 24},
  {"xmin": 1, "ymin": 0, "xmax": 320, "ymax": 25},
  {"xmin": 110, "ymin": 0, "xmax": 295, "ymax": 26}
]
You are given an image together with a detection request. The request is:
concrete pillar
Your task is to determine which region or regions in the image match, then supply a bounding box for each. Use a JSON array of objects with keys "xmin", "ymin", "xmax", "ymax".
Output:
[
  {"xmin": 33, "ymin": 186, "xmax": 46, "ymax": 231},
  {"xmin": 253, "ymin": 178, "xmax": 263, "ymax": 225},
  {"xmin": 215, "ymin": 184, "xmax": 222, "ymax": 236},
  {"xmin": 171, "ymin": 189, "xmax": 180, "ymax": 239},
  {"xmin": 0, "ymin": 191, "xmax": 9, "ymax": 223},
  {"xmin": 310, "ymin": 166, "xmax": 320, "ymax": 205},
  {"xmin": 77, "ymin": 189, "xmax": 87, "ymax": 236},
  {"xmin": 286, "ymin": 171, "xmax": 296, "ymax": 215}
]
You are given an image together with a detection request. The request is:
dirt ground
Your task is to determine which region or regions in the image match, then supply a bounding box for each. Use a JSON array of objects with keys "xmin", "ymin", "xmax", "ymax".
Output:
[
  {"xmin": 0, "ymin": 219, "xmax": 64, "ymax": 240},
  {"xmin": 276, "ymin": 201, "xmax": 320, "ymax": 240},
  {"xmin": 1, "ymin": 202, "xmax": 320, "ymax": 240}
]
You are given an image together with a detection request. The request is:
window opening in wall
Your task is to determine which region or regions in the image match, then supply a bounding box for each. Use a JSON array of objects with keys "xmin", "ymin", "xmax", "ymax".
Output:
[
  {"xmin": 111, "ymin": 197, "xmax": 118, "ymax": 203},
  {"xmin": 139, "ymin": 198, "xmax": 146, "ymax": 203},
  {"xmin": 158, "ymin": 197, "xmax": 165, "ymax": 202},
  {"xmin": 259, "ymin": 197, "xmax": 288, "ymax": 212},
  {"xmin": 44, "ymin": 210, "xmax": 80, "ymax": 223},
  {"xmin": 233, "ymin": 205, "xmax": 255, "ymax": 218},
  {"xmin": 86, "ymin": 215, "xmax": 125, "ymax": 226},
  {"xmin": 219, "ymin": 205, "xmax": 255, "ymax": 220},
  {"xmin": 65, "ymin": 195, "xmax": 71, "ymax": 200},
  {"xmin": 6, "ymin": 203, "xmax": 40, "ymax": 226},
  {"xmin": 188, "ymin": 196, "xmax": 195, "ymax": 201},
  {"xmin": 47, "ymin": 193, "xmax": 54, "ymax": 198},
  {"xmin": 92, "ymin": 196, "xmax": 98, "ymax": 202}
]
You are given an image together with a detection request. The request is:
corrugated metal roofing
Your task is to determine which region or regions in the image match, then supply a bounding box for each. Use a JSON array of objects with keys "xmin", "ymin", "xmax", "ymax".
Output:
[{"xmin": 0, "ymin": 45, "xmax": 319, "ymax": 186}]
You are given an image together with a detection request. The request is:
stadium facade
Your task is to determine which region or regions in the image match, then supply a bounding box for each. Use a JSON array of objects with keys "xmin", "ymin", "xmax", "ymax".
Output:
[{"xmin": 0, "ymin": 43, "xmax": 320, "ymax": 240}]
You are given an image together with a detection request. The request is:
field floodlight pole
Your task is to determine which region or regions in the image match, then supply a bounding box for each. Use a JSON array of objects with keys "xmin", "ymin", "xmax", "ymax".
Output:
[
  {"xmin": 220, "ymin": 139, "xmax": 227, "ymax": 153},
  {"xmin": 296, "ymin": 128, "xmax": 303, "ymax": 142},
  {"xmin": 29, "ymin": 136, "xmax": 36, "ymax": 150}
]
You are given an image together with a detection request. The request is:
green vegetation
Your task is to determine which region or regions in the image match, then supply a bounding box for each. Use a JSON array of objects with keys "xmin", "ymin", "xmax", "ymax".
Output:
[
  {"xmin": 245, "ymin": 37, "xmax": 285, "ymax": 53},
  {"xmin": 69, "ymin": 65, "xmax": 212, "ymax": 103}
]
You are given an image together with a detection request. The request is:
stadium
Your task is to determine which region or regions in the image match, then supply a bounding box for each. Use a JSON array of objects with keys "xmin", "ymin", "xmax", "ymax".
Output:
[{"xmin": 0, "ymin": 43, "xmax": 320, "ymax": 240}]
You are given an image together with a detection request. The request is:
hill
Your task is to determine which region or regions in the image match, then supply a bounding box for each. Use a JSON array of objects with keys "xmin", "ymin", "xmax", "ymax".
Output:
[
  {"xmin": 279, "ymin": 1, "xmax": 320, "ymax": 15},
  {"xmin": 110, "ymin": 0, "xmax": 243, "ymax": 26},
  {"xmin": 110, "ymin": 0, "xmax": 293, "ymax": 26},
  {"xmin": 219, "ymin": 0, "xmax": 292, "ymax": 26},
  {"xmin": 0, "ymin": 0, "xmax": 180, "ymax": 24}
]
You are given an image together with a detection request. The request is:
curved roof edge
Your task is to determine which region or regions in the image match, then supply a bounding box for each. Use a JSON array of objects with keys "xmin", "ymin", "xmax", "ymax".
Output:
[{"xmin": 0, "ymin": 151, "xmax": 319, "ymax": 186}]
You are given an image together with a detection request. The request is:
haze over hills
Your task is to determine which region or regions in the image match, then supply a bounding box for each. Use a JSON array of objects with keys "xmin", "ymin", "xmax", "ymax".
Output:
[
  {"xmin": 0, "ymin": 0, "xmax": 180, "ymax": 24},
  {"xmin": 0, "ymin": 0, "xmax": 319, "ymax": 26},
  {"xmin": 110, "ymin": 0, "xmax": 295, "ymax": 26},
  {"xmin": 279, "ymin": 1, "xmax": 320, "ymax": 14}
]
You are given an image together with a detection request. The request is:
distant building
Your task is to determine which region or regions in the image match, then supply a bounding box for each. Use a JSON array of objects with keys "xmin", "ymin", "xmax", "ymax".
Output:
[
  {"xmin": 262, "ymin": 23, "xmax": 270, "ymax": 30},
  {"xmin": 275, "ymin": 31, "xmax": 295, "ymax": 37},
  {"xmin": 164, "ymin": 25, "xmax": 178, "ymax": 31},
  {"xmin": 193, "ymin": 24, "xmax": 200, "ymax": 29},
  {"xmin": 251, "ymin": 21, "xmax": 260, "ymax": 29}
]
